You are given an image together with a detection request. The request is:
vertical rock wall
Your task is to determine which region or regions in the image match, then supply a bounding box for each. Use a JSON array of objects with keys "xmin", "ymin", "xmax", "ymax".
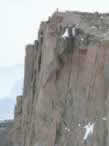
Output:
[{"xmin": 11, "ymin": 11, "xmax": 109, "ymax": 146}]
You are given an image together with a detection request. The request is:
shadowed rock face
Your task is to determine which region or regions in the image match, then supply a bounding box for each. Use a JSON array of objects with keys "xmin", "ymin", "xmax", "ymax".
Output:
[{"xmin": 10, "ymin": 11, "xmax": 109, "ymax": 146}]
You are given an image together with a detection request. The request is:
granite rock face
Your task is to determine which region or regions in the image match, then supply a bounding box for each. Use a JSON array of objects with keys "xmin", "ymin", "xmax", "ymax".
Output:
[{"xmin": 11, "ymin": 11, "xmax": 109, "ymax": 146}]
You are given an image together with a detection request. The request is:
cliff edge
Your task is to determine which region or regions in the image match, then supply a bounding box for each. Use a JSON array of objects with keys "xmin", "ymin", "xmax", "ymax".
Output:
[{"xmin": 10, "ymin": 11, "xmax": 109, "ymax": 146}]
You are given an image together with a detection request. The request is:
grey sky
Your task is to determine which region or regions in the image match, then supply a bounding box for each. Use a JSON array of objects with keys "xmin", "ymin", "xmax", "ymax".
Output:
[{"xmin": 0, "ymin": 0, "xmax": 109, "ymax": 66}]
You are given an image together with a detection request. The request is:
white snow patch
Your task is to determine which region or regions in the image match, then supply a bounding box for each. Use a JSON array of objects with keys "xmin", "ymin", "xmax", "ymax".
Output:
[
  {"xmin": 83, "ymin": 122, "xmax": 95, "ymax": 141},
  {"xmin": 81, "ymin": 38, "xmax": 84, "ymax": 41},
  {"xmin": 72, "ymin": 27, "xmax": 76, "ymax": 36},
  {"xmin": 62, "ymin": 28, "xmax": 69, "ymax": 39},
  {"xmin": 65, "ymin": 127, "xmax": 70, "ymax": 132},
  {"xmin": 78, "ymin": 123, "xmax": 81, "ymax": 127}
]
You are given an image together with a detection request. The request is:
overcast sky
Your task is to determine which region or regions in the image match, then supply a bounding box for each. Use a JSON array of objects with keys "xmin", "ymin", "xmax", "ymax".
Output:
[{"xmin": 0, "ymin": 0, "xmax": 109, "ymax": 66}]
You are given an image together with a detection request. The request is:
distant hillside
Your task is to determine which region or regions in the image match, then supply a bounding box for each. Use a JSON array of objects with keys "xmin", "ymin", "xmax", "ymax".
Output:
[
  {"xmin": 0, "ymin": 64, "xmax": 24, "ymax": 120},
  {"xmin": 0, "ymin": 98, "xmax": 15, "ymax": 120}
]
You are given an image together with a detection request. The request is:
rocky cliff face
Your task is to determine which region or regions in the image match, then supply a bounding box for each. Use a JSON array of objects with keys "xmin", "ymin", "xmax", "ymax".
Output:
[
  {"xmin": 11, "ymin": 11, "xmax": 109, "ymax": 146},
  {"xmin": 0, "ymin": 120, "xmax": 13, "ymax": 146}
]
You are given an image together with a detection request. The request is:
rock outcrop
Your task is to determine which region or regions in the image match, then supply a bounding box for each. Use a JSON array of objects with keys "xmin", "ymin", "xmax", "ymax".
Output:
[
  {"xmin": 0, "ymin": 120, "xmax": 13, "ymax": 146},
  {"xmin": 11, "ymin": 11, "xmax": 109, "ymax": 146}
]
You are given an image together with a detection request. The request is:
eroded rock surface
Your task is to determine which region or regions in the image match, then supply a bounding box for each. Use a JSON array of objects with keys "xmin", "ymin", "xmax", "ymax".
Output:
[{"xmin": 11, "ymin": 11, "xmax": 109, "ymax": 146}]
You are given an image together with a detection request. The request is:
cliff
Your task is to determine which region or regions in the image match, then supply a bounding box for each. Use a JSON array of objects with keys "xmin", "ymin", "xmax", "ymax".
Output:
[
  {"xmin": 0, "ymin": 120, "xmax": 13, "ymax": 146},
  {"xmin": 10, "ymin": 11, "xmax": 109, "ymax": 146}
]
